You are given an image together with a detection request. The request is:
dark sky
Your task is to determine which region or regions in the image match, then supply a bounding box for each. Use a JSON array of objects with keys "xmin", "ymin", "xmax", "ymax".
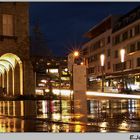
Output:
[{"xmin": 29, "ymin": 2, "xmax": 140, "ymax": 56}]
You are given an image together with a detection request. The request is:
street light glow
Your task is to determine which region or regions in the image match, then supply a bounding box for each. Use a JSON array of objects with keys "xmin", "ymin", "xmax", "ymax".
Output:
[
  {"xmin": 100, "ymin": 54, "xmax": 105, "ymax": 66},
  {"xmin": 73, "ymin": 51, "xmax": 79, "ymax": 57},
  {"xmin": 120, "ymin": 49, "xmax": 125, "ymax": 63}
]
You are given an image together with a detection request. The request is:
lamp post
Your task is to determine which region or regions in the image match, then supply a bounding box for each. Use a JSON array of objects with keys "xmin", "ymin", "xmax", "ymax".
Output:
[
  {"xmin": 59, "ymin": 65, "xmax": 62, "ymax": 115},
  {"xmin": 70, "ymin": 50, "xmax": 79, "ymax": 113},
  {"xmin": 100, "ymin": 54, "xmax": 105, "ymax": 92},
  {"xmin": 120, "ymin": 49, "xmax": 125, "ymax": 90}
]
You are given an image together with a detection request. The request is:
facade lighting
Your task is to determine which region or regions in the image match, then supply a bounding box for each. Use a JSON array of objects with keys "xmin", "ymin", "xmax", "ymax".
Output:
[{"xmin": 120, "ymin": 49, "xmax": 125, "ymax": 63}]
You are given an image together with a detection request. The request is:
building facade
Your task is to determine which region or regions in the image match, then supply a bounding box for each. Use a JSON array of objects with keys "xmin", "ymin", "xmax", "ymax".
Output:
[
  {"xmin": 31, "ymin": 56, "xmax": 70, "ymax": 95},
  {"xmin": 0, "ymin": 3, "xmax": 35, "ymax": 96},
  {"xmin": 82, "ymin": 6, "xmax": 140, "ymax": 92}
]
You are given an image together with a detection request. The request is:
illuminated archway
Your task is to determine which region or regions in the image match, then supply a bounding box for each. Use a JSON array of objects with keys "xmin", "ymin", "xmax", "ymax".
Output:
[{"xmin": 0, "ymin": 53, "xmax": 23, "ymax": 96}]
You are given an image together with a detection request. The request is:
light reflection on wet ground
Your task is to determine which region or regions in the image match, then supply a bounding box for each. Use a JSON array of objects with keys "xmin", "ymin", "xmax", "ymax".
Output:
[{"xmin": 0, "ymin": 99, "xmax": 139, "ymax": 132}]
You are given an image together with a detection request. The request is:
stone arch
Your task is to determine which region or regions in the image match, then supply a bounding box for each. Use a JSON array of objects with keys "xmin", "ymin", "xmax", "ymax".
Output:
[{"xmin": 0, "ymin": 53, "xmax": 23, "ymax": 96}]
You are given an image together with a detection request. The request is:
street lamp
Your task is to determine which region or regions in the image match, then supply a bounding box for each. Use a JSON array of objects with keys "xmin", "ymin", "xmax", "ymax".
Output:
[
  {"xmin": 70, "ymin": 51, "xmax": 80, "ymax": 113},
  {"xmin": 73, "ymin": 51, "xmax": 79, "ymax": 58},
  {"xmin": 100, "ymin": 54, "xmax": 105, "ymax": 92},
  {"xmin": 120, "ymin": 49, "xmax": 125, "ymax": 90}
]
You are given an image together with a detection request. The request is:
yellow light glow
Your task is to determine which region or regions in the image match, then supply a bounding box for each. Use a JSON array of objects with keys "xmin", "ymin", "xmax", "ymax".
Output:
[
  {"xmin": 20, "ymin": 101, "xmax": 24, "ymax": 116},
  {"xmin": 73, "ymin": 51, "xmax": 79, "ymax": 57},
  {"xmin": 100, "ymin": 54, "xmax": 105, "ymax": 66},
  {"xmin": 87, "ymin": 91, "xmax": 140, "ymax": 99},
  {"xmin": 80, "ymin": 62, "xmax": 84, "ymax": 65},
  {"xmin": 49, "ymin": 69, "xmax": 58, "ymax": 73},
  {"xmin": 41, "ymin": 79, "xmax": 47, "ymax": 83},
  {"xmin": 120, "ymin": 49, "xmax": 125, "ymax": 63},
  {"xmin": 45, "ymin": 89, "xmax": 50, "ymax": 92},
  {"xmin": 52, "ymin": 89, "xmax": 73, "ymax": 96},
  {"xmin": 64, "ymin": 68, "xmax": 68, "ymax": 72},
  {"xmin": 42, "ymin": 101, "xmax": 46, "ymax": 114}
]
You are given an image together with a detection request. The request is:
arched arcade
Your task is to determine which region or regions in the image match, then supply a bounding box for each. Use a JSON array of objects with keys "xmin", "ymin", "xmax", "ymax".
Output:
[{"xmin": 0, "ymin": 53, "xmax": 23, "ymax": 96}]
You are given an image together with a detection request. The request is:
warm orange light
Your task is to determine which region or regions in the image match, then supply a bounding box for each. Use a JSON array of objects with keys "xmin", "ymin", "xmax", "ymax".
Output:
[
  {"xmin": 100, "ymin": 54, "xmax": 105, "ymax": 66},
  {"xmin": 81, "ymin": 62, "xmax": 84, "ymax": 65},
  {"xmin": 73, "ymin": 51, "xmax": 79, "ymax": 57},
  {"xmin": 120, "ymin": 49, "xmax": 125, "ymax": 63}
]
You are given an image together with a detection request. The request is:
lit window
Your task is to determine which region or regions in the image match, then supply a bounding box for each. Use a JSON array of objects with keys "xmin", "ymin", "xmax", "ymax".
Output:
[
  {"xmin": 49, "ymin": 69, "xmax": 58, "ymax": 73},
  {"xmin": 2, "ymin": 14, "xmax": 13, "ymax": 36}
]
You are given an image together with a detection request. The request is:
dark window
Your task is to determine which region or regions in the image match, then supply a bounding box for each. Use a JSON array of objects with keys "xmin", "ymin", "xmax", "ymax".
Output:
[
  {"xmin": 137, "ymin": 41, "xmax": 140, "ymax": 50},
  {"xmin": 114, "ymin": 50, "xmax": 118, "ymax": 58},
  {"xmin": 122, "ymin": 31, "xmax": 128, "ymax": 41},
  {"xmin": 128, "ymin": 60, "xmax": 132, "ymax": 69},
  {"xmin": 129, "ymin": 43, "xmax": 135, "ymax": 53},
  {"xmin": 135, "ymin": 25, "xmax": 140, "ymax": 35},
  {"xmin": 83, "ymin": 48, "xmax": 88, "ymax": 55},
  {"xmin": 129, "ymin": 29, "xmax": 133, "ymax": 38},
  {"xmin": 88, "ymin": 67, "xmax": 94, "ymax": 74},
  {"xmin": 100, "ymin": 39, "xmax": 105, "ymax": 47},
  {"xmin": 107, "ymin": 62, "xmax": 111, "ymax": 69},
  {"xmin": 114, "ymin": 35, "xmax": 120, "ymax": 45},
  {"xmin": 107, "ymin": 49, "xmax": 110, "ymax": 57},
  {"xmin": 137, "ymin": 58, "xmax": 140, "ymax": 67},
  {"xmin": 107, "ymin": 36, "xmax": 110, "ymax": 44},
  {"xmin": 113, "ymin": 62, "xmax": 126, "ymax": 71}
]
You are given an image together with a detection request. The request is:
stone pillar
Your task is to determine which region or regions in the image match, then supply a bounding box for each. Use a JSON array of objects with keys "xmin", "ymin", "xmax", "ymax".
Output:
[
  {"xmin": 23, "ymin": 60, "xmax": 35, "ymax": 95},
  {"xmin": 8, "ymin": 68, "xmax": 13, "ymax": 96},
  {"xmin": 15, "ymin": 101, "xmax": 21, "ymax": 117},
  {"xmin": 2, "ymin": 74, "xmax": 4, "ymax": 88},
  {"xmin": 14, "ymin": 64, "xmax": 20, "ymax": 96},
  {"xmin": 4, "ymin": 72, "xmax": 7, "ymax": 94},
  {"xmin": 73, "ymin": 64, "xmax": 87, "ymax": 123},
  {"xmin": 23, "ymin": 100, "xmax": 37, "ymax": 117}
]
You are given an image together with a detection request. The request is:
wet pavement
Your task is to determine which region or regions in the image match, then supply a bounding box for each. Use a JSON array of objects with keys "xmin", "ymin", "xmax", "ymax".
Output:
[{"xmin": 0, "ymin": 99, "xmax": 139, "ymax": 132}]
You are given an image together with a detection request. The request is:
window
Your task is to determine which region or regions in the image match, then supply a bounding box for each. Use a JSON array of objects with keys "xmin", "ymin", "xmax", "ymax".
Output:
[
  {"xmin": 2, "ymin": 14, "xmax": 13, "ymax": 36},
  {"xmin": 107, "ymin": 36, "xmax": 110, "ymax": 44},
  {"xmin": 135, "ymin": 24, "xmax": 140, "ymax": 35},
  {"xmin": 129, "ymin": 29, "xmax": 133, "ymax": 38},
  {"xmin": 100, "ymin": 39, "xmax": 105, "ymax": 47},
  {"xmin": 129, "ymin": 43, "xmax": 135, "ymax": 53},
  {"xmin": 122, "ymin": 31, "xmax": 128, "ymax": 41},
  {"xmin": 137, "ymin": 41, "xmax": 140, "ymax": 51},
  {"xmin": 107, "ymin": 61, "xmax": 111, "ymax": 69},
  {"xmin": 114, "ymin": 50, "xmax": 118, "ymax": 58},
  {"xmin": 113, "ymin": 62, "xmax": 126, "ymax": 71},
  {"xmin": 107, "ymin": 49, "xmax": 110, "ymax": 57},
  {"xmin": 114, "ymin": 35, "xmax": 120, "ymax": 45},
  {"xmin": 88, "ymin": 67, "xmax": 94, "ymax": 74},
  {"xmin": 137, "ymin": 58, "xmax": 140, "ymax": 67},
  {"xmin": 83, "ymin": 48, "xmax": 88, "ymax": 55},
  {"xmin": 127, "ymin": 60, "xmax": 132, "ymax": 69}
]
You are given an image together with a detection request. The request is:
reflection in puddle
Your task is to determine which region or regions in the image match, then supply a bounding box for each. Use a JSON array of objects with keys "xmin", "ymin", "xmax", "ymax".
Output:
[{"xmin": 0, "ymin": 99, "xmax": 139, "ymax": 132}]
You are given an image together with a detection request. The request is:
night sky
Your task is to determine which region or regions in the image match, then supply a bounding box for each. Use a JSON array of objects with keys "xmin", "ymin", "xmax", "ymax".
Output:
[{"xmin": 29, "ymin": 2, "xmax": 140, "ymax": 56}]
